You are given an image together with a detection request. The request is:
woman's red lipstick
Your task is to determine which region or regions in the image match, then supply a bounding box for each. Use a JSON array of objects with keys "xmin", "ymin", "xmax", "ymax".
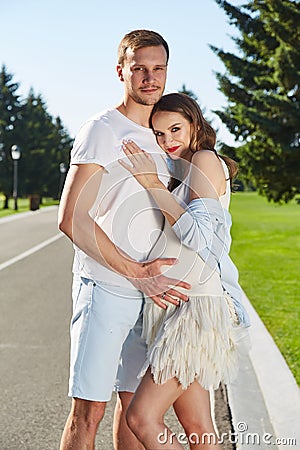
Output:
[{"xmin": 167, "ymin": 146, "xmax": 180, "ymax": 153}]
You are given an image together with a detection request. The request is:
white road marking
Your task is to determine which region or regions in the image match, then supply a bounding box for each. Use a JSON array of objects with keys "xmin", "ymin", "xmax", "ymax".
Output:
[{"xmin": 0, "ymin": 233, "xmax": 63, "ymax": 271}]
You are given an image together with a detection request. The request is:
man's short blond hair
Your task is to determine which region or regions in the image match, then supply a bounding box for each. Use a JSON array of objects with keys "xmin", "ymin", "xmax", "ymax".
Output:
[{"xmin": 117, "ymin": 29, "xmax": 169, "ymax": 66}]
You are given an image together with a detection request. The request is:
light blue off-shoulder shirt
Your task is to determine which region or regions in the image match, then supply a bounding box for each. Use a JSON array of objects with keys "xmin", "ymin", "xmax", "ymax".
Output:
[
  {"xmin": 168, "ymin": 156, "xmax": 250, "ymax": 327},
  {"xmin": 172, "ymin": 197, "xmax": 250, "ymax": 327}
]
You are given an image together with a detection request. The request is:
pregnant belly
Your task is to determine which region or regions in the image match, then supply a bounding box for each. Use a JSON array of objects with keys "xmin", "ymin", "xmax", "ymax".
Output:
[{"xmin": 147, "ymin": 222, "xmax": 223, "ymax": 296}]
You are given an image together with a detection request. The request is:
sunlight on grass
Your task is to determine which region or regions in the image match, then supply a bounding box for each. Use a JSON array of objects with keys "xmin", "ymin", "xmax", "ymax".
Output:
[
  {"xmin": 230, "ymin": 192, "xmax": 300, "ymax": 384},
  {"xmin": 0, "ymin": 196, "xmax": 59, "ymax": 218}
]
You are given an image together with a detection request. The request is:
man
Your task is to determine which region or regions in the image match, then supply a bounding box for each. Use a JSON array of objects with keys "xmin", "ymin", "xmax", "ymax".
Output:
[{"xmin": 58, "ymin": 29, "xmax": 190, "ymax": 450}]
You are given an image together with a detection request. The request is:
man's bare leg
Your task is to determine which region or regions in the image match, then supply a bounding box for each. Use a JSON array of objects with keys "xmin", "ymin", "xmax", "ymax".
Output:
[
  {"xmin": 113, "ymin": 392, "xmax": 145, "ymax": 450},
  {"xmin": 60, "ymin": 398, "xmax": 106, "ymax": 450}
]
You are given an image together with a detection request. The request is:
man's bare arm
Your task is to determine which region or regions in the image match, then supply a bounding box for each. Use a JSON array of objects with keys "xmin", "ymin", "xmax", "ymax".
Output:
[{"xmin": 58, "ymin": 164, "xmax": 190, "ymax": 308}]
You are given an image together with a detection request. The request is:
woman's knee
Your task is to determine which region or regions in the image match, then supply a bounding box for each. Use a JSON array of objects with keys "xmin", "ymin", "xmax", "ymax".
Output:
[
  {"xmin": 126, "ymin": 404, "xmax": 139, "ymax": 434},
  {"xmin": 181, "ymin": 417, "xmax": 216, "ymax": 443},
  {"xmin": 126, "ymin": 403, "xmax": 151, "ymax": 437}
]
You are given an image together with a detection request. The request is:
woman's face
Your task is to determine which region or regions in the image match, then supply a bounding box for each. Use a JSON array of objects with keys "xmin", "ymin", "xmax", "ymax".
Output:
[{"xmin": 151, "ymin": 111, "xmax": 194, "ymax": 161}]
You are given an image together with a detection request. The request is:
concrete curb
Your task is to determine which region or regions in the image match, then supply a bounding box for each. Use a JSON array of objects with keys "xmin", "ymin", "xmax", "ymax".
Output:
[{"xmin": 227, "ymin": 293, "xmax": 300, "ymax": 449}]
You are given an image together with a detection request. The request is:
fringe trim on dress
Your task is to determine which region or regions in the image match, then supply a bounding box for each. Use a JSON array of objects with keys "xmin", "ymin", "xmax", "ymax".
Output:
[{"xmin": 139, "ymin": 294, "xmax": 250, "ymax": 391}]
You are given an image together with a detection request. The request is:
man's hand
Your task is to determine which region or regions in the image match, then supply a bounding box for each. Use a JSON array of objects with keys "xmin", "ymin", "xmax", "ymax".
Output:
[{"xmin": 128, "ymin": 257, "xmax": 191, "ymax": 309}]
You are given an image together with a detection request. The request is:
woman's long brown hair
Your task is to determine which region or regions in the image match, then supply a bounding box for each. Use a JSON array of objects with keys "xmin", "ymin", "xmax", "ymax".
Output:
[{"xmin": 149, "ymin": 93, "xmax": 238, "ymax": 192}]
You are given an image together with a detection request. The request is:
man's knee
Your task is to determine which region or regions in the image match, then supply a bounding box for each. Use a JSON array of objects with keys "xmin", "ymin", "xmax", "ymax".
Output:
[{"xmin": 72, "ymin": 398, "xmax": 106, "ymax": 430}]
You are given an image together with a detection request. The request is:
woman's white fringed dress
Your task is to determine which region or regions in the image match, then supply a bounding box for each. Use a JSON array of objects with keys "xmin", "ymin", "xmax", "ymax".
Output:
[{"xmin": 139, "ymin": 160, "xmax": 250, "ymax": 390}]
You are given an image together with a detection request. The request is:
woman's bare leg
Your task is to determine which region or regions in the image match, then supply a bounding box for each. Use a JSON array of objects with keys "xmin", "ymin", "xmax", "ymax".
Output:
[
  {"xmin": 126, "ymin": 369, "xmax": 185, "ymax": 449},
  {"xmin": 173, "ymin": 382, "xmax": 221, "ymax": 449},
  {"xmin": 113, "ymin": 391, "xmax": 145, "ymax": 450}
]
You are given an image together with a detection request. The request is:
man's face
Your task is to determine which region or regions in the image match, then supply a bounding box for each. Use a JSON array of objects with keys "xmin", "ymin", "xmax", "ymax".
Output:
[{"xmin": 117, "ymin": 45, "xmax": 168, "ymax": 106}]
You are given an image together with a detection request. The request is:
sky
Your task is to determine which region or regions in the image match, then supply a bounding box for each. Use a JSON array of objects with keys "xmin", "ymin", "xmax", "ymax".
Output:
[{"xmin": 0, "ymin": 0, "xmax": 242, "ymax": 145}]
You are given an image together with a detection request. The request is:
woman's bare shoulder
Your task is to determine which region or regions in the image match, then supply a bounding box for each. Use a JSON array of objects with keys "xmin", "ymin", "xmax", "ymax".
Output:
[
  {"xmin": 190, "ymin": 150, "xmax": 225, "ymax": 196},
  {"xmin": 191, "ymin": 150, "xmax": 221, "ymax": 171}
]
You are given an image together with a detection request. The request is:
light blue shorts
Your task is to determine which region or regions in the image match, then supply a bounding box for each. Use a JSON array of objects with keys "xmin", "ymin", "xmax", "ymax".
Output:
[{"xmin": 68, "ymin": 276, "xmax": 147, "ymax": 402}]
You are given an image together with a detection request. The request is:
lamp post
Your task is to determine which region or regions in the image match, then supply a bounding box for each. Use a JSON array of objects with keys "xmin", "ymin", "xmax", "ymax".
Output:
[
  {"xmin": 0, "ymin": 142, "xmax": 4, "ymax": 162},
  {"xmin": 11, "ymin": 145, "xmax": 21, "ymax": 211},
  {"xmin": 58, "ymin": 162, "xmax": 67, "ymax": 199}
]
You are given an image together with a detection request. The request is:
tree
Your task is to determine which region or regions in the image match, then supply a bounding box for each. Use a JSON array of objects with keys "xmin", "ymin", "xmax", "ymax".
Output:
[
  {"xmin": 0, "ymin": 65, "xmax": 23, "ymax": 208},
  {"xmin": 0, "ymin": 67, "xmax": 73, "ymax": 207},
  {"xmin": 211, "ymin": 0, "xmax": 300, "ymax": 203},
  {"xmin": 47, "ymin": 116, "xmax": 73, "ymax": 199},
  {"xmin": 20, "ymin": 89, "xmax": 72, "ymax": 199},
  {"xmin": 179, "ymin": 84, "xmax": 198, "ymax": 100}
]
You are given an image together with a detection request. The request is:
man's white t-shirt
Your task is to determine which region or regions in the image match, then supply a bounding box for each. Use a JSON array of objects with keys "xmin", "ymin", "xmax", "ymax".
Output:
[{"xmin": 70, "ymin": 108, "xmax": 169, "ymax": 289}]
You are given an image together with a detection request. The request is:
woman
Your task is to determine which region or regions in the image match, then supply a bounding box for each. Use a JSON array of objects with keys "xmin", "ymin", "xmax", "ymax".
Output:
[{"xmin": 119, "ymin": 93, "xmax": 250, "ymax": 449}]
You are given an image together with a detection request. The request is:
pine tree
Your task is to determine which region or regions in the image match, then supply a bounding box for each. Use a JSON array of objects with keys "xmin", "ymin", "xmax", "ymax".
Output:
[
  {"xmin": 0, "ymin": 67, "xmax": 73, "ymax": 207},
  {"xmin": 20, "ymin": 89, "xmax": 72, "ymax": 199},
  {"xmin": 179, "ymin": 84, "xmax": 198, "ymax": 100},
  {"xmin": 48, "ymin": 116, "xmax": 72, "ymax": 199},
  {"xmin": 0, "ymin": 65, "xmax": 23, "ymax": 208},
  {"xmin": 19, "ymin": 89, "xmax": 54, "ymax": 197},
  {"xmin": 211, "ymin": 0, "xmax": 300, "ymax": 203}
]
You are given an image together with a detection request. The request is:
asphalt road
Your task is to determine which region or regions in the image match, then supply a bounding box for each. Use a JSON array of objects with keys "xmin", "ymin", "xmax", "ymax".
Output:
[{"xmin": 0, "ymin": 207, "xmax": 233, "ymax": 449}]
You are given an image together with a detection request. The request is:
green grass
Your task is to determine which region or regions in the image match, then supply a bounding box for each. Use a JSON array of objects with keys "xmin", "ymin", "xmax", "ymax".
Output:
[
  {"xmin": 229, "ymin": 192, "xmax": 300, "ymax": 384},
  {"xmin": 0, "ymin": 196, "xmax": 59, "ymax": 218}
]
